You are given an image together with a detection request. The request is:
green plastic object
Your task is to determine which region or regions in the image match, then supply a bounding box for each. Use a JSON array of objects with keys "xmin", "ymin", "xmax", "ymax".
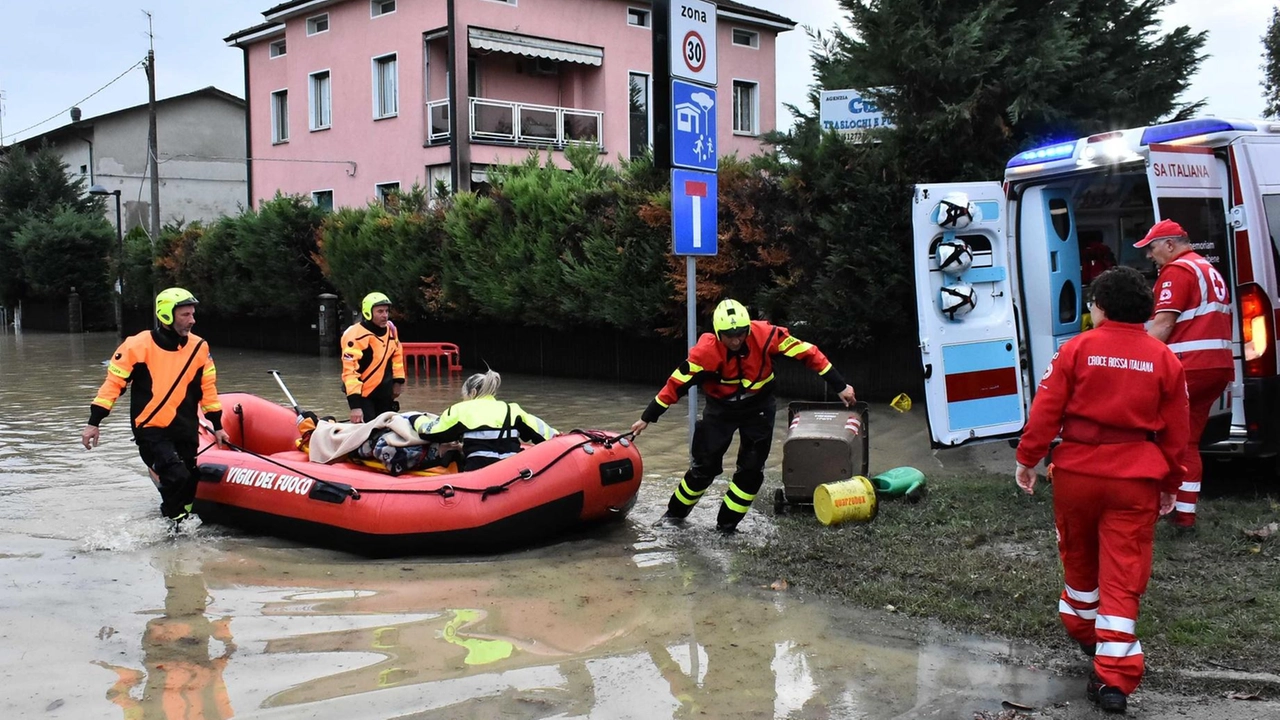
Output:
[{"xmin": 870, "ymin": 466, "xmax": 927, "ymax": 502}]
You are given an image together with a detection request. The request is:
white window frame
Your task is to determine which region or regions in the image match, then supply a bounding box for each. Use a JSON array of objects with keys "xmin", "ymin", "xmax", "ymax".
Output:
[
  {"xmin": 479, "ymin": 0, "xmax": 516, "ymax": 5},
  {"xmin": 306, "ymin": 13, "xmax": 329, "ymax": 36},
  {"xmin": 309, "ymin": 69, "xmax": 332, "ymax": 131},
  {"xmin": 371, "ymin": 0, "xmax": 396, "ymax": 18},
  {"xmin": 732, "ymin": 79, "xmax": 759, "ymax": 136},
  {"xmin": 425, "ymin": 164, "xmax": 453, "ymax": 198},
  {"xmin": 627, "ymin": 7, "xmax": 650, "ymax": 28},
  {"xmin": 375, "ymin": 181, "xmax": 401, "ymax": 203},
  {"xmin": 269, "ymin": 38, "xmax": 287, "ymax": 58},
  {"xmin": 271, "ymin": 88, "xmax": 289, "ymax": 143},
  {"xmin": 731, "ymin": 28, "xmax": 759, "ymax": 48},
  {"xmin": 311, "ymin": 189, "xmax": 334, "ymax": 211},
  {"xmin": 372, "ymin": 53, "xmax": 399, "ymax": 119},
  {"xmin": 628, "ymin": 70, "xmax": 652, "ymax": 158}
]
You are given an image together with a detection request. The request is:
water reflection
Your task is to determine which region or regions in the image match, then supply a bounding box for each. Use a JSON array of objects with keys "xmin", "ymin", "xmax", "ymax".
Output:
[
  {"xmin": 74, "ymin": 542, "xmax": 1073, "ymax": 719},
  {"xmin": 0, "ymin": 332, "xmax": 1076, "ymax": 719},
  {"xmin": 95, "ymin": 565, "xmax": 236, "ymax": 719}
]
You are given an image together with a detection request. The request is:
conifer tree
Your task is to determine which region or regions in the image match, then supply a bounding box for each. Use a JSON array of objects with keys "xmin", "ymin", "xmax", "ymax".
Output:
[
  {"xmin": 810, "ymin": 0, "xmax": 1207, "ymax": 181},
  {"xmin": 0, "ymin": 146, "xmax": 104, "ymax": 306},
  {"xmin": 1264, "ymin": 6, "xmax": 1280, "ymax": 118}
]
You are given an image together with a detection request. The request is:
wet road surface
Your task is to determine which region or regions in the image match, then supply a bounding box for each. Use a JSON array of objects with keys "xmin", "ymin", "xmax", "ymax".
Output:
[{"xmin": 0, "ymin": 330, "xmax": 1079, "ymax": 719}]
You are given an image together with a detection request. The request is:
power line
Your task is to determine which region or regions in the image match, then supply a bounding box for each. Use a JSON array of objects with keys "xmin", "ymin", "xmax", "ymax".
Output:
[{"xmin": 0, "ymin": 60, "xmax": 146, "ymax": 143}]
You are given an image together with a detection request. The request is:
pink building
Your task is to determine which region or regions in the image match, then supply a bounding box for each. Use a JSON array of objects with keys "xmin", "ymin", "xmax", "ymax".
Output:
[{"xmin": 226, "ymin": 0, "xmax": 793, "ymax": 207}]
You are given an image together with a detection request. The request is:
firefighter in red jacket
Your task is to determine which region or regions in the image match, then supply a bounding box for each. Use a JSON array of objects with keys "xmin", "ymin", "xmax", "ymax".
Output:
[
  {"xmin": 1015, "ymin": 267, "xmax": 1189, "ymax": 714},
  {"xmin": 630, "ymin": 299, "xmax": 855, "ymax": 532},
  {"xmin": 1136, "ymin": 219, "xmax": 1233, "ymax": 529}
]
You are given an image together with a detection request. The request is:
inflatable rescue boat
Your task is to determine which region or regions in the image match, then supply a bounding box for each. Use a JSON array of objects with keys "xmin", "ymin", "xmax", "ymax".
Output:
[{"xmin": 192, "ymin": 393, "xmax": 643, "ymax": 555}]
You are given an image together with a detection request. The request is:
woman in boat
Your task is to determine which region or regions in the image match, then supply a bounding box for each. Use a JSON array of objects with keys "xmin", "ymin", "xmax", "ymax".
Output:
[{"xmin": 417, "ymin": 370, "xmax": 558, "ymax": 471}]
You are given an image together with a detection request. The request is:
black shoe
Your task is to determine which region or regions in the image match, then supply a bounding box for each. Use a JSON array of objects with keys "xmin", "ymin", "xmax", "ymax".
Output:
[
  {"xmin": 715, "ymin": 522, "xmax": 738, "ymax": 534},
  {"xmin": 1087, "ymin": 675, "xmax": 1127, "ymax": 714},
  {"xmin": 653, "ymin": 512, "xmax": 687, "ymax": 527},
  {"xmin": 165, "ymin": 503, "xmax": 194, "ymax": 534}
]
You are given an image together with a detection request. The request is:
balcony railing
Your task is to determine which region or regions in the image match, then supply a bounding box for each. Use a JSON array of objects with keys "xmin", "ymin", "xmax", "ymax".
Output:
[{"xmin": 425, "ymin": 98, "xmax": 602, "ymax": 151}]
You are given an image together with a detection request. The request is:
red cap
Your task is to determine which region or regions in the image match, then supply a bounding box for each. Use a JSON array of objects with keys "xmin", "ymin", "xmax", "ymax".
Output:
[{"xmin": 1134, "ymin": 219, "xmax": 1188, "ymax": 248}]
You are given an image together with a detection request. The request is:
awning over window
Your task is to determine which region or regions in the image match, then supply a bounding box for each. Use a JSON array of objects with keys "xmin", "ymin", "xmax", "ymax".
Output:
[{"xmin": 467, "ymin": 28, "xmax": 603, "ymax": 66}]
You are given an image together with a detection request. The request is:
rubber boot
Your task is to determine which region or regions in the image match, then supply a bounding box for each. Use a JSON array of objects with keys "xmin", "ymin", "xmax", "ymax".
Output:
[{"xmin": 870, "ymin": 467, "xmax": 927, "ymax": 502}]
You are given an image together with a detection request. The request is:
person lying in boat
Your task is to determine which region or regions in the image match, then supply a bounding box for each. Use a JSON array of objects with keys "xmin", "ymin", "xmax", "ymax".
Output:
[
  {"xmin": 305, "ymin": 410, "xmax": 459, "ymax": 476},
  {"xmin": 416, "ymin": 370, "xmax": 558, "ymax": 471},
  {"xmin": 356, "ymin": 411, "xmax": 462, "ymax": 475}
]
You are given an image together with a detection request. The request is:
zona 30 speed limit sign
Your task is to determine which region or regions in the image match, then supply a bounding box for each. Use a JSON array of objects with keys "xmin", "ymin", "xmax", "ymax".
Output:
[{"xmin": 670, "ymin": 0, "xmax": 717, "ymax": 85}]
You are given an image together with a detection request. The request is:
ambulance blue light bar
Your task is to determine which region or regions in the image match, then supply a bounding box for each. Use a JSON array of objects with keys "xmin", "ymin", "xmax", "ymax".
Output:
[
  {"xmin": 1140, "ymin": 118, "xmax": 1256, "ymax": 145},
  {"xmin": 1006, "ymin": 141, "xmax": 1077, "ymax": 169}
]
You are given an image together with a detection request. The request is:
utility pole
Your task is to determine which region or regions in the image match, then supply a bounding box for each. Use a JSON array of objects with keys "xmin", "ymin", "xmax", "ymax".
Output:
[
  {"xmin": 144, "ymin": 11, "xmax": 160, "ymax": 244},
  {"xmin": 0, "ymin": 89, "xmax": 7, "ymax": 148}
]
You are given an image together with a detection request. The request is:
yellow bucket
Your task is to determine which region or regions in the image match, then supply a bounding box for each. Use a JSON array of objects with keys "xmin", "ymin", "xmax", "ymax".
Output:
[{"xmin": 813, "ymin": 476, "xmax": 878, "ymax": 526}]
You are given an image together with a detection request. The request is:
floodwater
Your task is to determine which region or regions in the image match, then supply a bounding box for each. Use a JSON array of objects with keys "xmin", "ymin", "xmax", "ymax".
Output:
[{"xmin": 0, "ymin": 329, "xmax": 1075, "ymax": 719}]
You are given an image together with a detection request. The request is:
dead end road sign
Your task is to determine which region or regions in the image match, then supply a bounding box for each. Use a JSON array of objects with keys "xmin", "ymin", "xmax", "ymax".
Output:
[{"xmin": 672, "ymin": 168, "xmax": 717, "ymax": 256}]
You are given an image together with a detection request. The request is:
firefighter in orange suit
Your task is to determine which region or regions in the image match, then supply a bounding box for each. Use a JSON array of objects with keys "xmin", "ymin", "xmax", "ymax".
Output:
[
  {"xmin": 81, "ymin": 288, "xmax": 229, "ymax": 522},
  {"xmin": 1015, "ymin": 267, "xmax": 1189, "ymax": 714},
  {"xmin": 341, "ymin": 292, "xmax": 405, "ymax": 423},
  {"xmin": 1136, "ymin": 219, "xmax": 1233, "ymax": 530},
  {"xmin": 631, "ymin": 299, "xmax": 856, "ymax": 532}
]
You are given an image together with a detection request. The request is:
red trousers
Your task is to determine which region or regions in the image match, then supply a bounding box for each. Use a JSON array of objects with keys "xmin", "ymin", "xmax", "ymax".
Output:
[
  {"xmin": 1053, "ymin": 467, "xmax": 1159, "ymax": 695},
  {"xmin": 1174, "ymin": 368, "xmax": 1233, "ymax": 527}
]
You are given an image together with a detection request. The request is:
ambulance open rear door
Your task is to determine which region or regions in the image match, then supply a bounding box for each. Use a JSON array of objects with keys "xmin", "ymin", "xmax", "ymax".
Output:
[
  {"xmin": 1145, "ymin": 143, "xmax": 1235, "ymax": 444},
  {"xmin": 913, "ymin": 183, "xmax": 1027, "ymax": 447}
]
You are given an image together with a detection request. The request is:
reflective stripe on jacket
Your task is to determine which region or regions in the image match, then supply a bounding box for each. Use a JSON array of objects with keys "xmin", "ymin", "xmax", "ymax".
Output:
[
  {"xmin": 642, "ymin": 320, "xmax": 845, "ymax": 422},
  {"xmin": 1158, "ymin": 252, "xmax": 1232, "ymax": 371},
  {"xmin": 91, "ymin": 329, "xmax": 222, "ymax": 437},
  {"xmin": 340, "ymin": 320, "xmax": 405, "ymax": 406},
  {"xmin": 418, "ymin": 396, "xmax": 556, "ymax": 466}
]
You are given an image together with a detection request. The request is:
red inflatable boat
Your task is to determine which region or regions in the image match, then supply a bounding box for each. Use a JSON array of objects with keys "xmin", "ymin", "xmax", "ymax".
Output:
[{"xmin": 191, "ymin": 393, "xmax": 643, "ymax": 555}]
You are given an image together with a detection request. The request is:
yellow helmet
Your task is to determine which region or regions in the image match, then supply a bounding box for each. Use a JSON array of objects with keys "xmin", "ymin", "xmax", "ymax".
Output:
[
  {"xmin": 155, "ymin": 287, "xmax": 198, "ymax": 325},
  {"xmin": 712, "ymin": 299, "xmax": 751, "ymax": 339},
  {"xmin": 361, "ymin": 292, "xmax": 392, "ymax": 320}
]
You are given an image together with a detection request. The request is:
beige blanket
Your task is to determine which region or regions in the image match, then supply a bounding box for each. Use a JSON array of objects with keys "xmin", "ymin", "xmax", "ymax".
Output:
[{"xmin": 308, "ymin": 412, "xmax": 429, "ymax": 464}]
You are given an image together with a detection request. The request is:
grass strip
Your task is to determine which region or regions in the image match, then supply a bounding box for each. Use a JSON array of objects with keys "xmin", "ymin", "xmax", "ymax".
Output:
[{"xmin": 739, "ymin": 473, "xmax": 1280, "ymax": 686}]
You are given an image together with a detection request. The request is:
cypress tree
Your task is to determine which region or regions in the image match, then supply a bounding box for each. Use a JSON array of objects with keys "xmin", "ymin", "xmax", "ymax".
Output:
[{"xmin": 1264, "ymin": 6, "xmax": 1280, "ymax": 118}]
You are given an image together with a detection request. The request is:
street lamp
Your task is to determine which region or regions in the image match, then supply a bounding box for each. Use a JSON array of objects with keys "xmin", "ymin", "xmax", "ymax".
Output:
[{"xmin": 89, "ymin": 184, "xmax": 124, "ymax": 338}]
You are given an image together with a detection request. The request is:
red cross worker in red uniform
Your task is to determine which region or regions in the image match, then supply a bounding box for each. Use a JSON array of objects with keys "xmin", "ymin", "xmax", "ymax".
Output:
[
  {"xmin": 1135, "ymin": 219, "xmax": 1234, "ymax": 530},
  {"xmin": 1016, "ymin": 267, "xmax": 1189, "ymax": 715},
  {"xmin": 631, "ymin": 299, "xmax": 855, "ymax": 533}
]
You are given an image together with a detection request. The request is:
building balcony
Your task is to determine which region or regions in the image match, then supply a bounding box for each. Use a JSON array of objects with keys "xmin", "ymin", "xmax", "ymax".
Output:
[{"xmin": 426, "ymin": 98, "xmax": 603, "ymax": 152}]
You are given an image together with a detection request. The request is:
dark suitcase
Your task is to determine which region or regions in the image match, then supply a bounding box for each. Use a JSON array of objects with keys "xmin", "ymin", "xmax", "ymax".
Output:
[{"xmin": 774, "ymin": 401, "xmax": 869, "ymax": 513}]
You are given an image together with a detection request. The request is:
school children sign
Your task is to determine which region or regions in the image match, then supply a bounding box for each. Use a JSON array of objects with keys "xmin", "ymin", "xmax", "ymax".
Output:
[{"xmin": 820, "ymin": 89, "xmax": 893, "ymax": 141}]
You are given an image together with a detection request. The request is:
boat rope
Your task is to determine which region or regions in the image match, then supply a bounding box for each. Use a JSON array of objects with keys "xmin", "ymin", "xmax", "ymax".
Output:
[
  {"xmin": 352, "ymin": 429, "xmax": 635, "ymax": 500},
  {"xmin": 202, "ymin": 423, "xmax": 633, "ymax": 503}
]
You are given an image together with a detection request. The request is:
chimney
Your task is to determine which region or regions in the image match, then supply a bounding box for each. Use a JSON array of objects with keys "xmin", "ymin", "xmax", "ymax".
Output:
[{"xmin": 70, "ymin": 107, "xmax": 82, "ymax": 122}]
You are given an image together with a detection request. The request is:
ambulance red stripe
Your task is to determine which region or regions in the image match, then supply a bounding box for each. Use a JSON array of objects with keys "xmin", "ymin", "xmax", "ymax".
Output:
[
  {"xmin": 945, "ymin": 367, "xmax": 1019, "ymax": 403},
  {"xmin": 1226, "ymin": 146, "xmax": 1253, "ymax": 284}
]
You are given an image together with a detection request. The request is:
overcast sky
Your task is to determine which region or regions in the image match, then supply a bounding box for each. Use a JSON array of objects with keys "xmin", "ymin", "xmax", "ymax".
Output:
[{"xmin": 0, "ymin": 0, "xmax": 1275, "ymax": 146}]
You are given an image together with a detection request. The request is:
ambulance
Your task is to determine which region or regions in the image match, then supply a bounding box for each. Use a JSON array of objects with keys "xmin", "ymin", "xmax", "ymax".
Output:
[{"xmin": 913, "ymin": 117, "xmax": 1280, "ymax": 459}]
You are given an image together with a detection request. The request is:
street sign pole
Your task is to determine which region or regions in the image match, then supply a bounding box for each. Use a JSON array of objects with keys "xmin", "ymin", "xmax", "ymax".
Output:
[
  {"xmin": 657, "ymin": 0, "xmax": 717, "ymax": 456},
  {"xmin": 686, "ymin": 256, "xmax": 697, "ymax": 443},
  {"xmin": 651, "ymin": 0, "xmax": 672, "ymax": 169}
]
